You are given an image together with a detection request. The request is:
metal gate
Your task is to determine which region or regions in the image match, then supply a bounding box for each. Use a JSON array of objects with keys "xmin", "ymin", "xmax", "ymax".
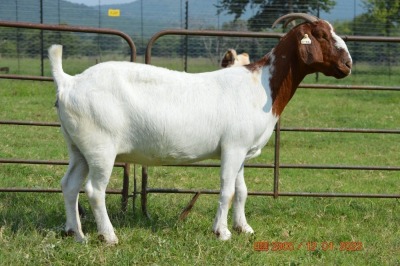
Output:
[
  {"xmin": 0, "ymin": 21, "xmax": 137, "ymax": 211},
  {"xmin": 0, "ymin": 23, "xmax": 399, "ymax": 219},
  {"xmin": 141, "ymin": 29, "xmax": 400, "ymax": 219}
]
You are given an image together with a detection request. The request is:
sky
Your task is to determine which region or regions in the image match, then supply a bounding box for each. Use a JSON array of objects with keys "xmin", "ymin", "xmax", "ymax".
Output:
[
  {"xmin": 66, "ymin": 0, "xmax": 366, "ymax": 20},
  {"xmin": 320, "ymin": 0, "xmax": 364, "ymax": 21},
  {"xmin": 67, "ymin": 0, "xmax": 135, "ymax": 6}
]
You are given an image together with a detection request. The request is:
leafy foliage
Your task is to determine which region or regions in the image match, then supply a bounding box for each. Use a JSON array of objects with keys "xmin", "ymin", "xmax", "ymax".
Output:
[
  {"xmin": 362, "ymin": 0, "xmax": 400, "ymax": 36},
  {"xmin": 216, "ymin": 0, "xmax": 336, "ymax": 30}
]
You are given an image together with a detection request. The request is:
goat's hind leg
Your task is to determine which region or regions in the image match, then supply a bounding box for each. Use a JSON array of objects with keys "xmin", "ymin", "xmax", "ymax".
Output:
[
  {"xmin": 61, "ymin": 144, "xmax": 88, "ymax": 243},
  {"xmin": 84, "ymin": 149, "xmax": 118, "ymax": 245}
]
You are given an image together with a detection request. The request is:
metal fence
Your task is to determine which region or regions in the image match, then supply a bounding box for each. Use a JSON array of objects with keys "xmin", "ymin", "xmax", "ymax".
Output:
[
  {"xmin": 2, "ymin": 0, "xmax": 400, "ymax": 79},
  {"xmin": 0, "ymin": 21, "xmax": 137, "ymax": 211},
  {"xmin": 140, "ymin": 29, "xmax": 400, "ymax": 218},
  {"xmin": 1, "ymin": 20, "xmax": 399, "ymax": 219}
]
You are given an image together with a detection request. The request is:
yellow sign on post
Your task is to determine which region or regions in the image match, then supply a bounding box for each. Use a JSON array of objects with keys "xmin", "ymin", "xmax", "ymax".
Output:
[{"xmin": 108, "ymin": 9, "xmax": 120, "ymax": 17}]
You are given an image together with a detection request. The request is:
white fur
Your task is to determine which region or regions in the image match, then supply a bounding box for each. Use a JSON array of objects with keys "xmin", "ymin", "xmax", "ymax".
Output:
[
  {"xmin": 233, "ymin": 53, "xmax": 250, "ymax": 67},
  {"xmin": 49, "ymin": 45, "xmax": 277, "ymax": 244},
  {"xmin": 329, "ymin": 23, "xmax": 352, "ymax": 71},
  {"xmin": 221, "ymin": 49, "xmax": 250, "ymax": 68}
]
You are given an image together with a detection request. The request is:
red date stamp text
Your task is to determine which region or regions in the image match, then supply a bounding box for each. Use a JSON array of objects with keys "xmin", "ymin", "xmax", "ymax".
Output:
[{"xmin": 254, "ymin": 241, "xmax": 363, "ymax": 252}]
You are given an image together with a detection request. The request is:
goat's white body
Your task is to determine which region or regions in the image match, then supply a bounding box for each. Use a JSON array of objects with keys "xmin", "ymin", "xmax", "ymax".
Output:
[
  {"xmin": 58, "ymin": 61, "xmax": 277, "ymax": 165},
  {"xmin": 51, "ymin": 45, "xmax": 277, "ymax": 243}
]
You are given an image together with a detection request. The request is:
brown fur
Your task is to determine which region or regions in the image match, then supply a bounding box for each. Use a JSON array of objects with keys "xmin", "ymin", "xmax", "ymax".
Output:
[
  {"xmin": 221, "ymin": 49, "xmax": 250, "ymax": 68},
  {"xmin": 221, "ymin": 50, "xmax": 234, "ymax": 68},
  {"xmin": 246, "ymin": 21, "xmax": 351, "ymax": 116}
]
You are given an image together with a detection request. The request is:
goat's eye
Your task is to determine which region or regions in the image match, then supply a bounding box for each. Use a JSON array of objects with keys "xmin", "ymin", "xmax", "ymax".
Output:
[
  {"xmin": 317, "ymin": 31, "xmax": 329, "ymax": 41},
  {"xmin": 313, "ymin": 29, "xmax": 328, "ymax": 41}
]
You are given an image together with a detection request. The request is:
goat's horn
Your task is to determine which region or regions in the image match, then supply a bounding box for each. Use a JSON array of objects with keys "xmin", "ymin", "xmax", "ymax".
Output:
[{"xmin": 272, "ymin": 13, "xmax": 319, "ymax": 29}]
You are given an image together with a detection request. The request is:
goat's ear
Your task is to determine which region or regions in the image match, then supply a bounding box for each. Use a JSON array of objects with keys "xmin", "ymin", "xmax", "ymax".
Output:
[
  {"xmin": 298, "ymin": 32, "xmax": 323, "ymax": 66},
  {"xmin": 221, "ymin": 50, "xmax": 234, "ymax": 68}
]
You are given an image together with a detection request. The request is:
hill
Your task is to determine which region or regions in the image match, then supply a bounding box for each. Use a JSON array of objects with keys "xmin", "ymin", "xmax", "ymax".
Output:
[
  {"xmin": 0, "ymin": 0, "xmax": 365, "ymax": 40},
  {"xmin": 0, "ymin": 0, "xmax": 243, "ymax": 39}
]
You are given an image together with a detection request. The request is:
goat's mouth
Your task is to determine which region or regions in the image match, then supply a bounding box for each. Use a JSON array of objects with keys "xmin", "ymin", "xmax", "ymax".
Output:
[{"xmin": 333, "ymin": 63, "xmax": 351, "ymax": 78}]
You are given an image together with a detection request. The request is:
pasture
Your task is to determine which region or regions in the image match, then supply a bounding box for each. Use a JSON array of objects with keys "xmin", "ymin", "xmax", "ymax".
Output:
[{"xmin": 0, "ymin": 57, "xmax": 399, "ymax": 265}]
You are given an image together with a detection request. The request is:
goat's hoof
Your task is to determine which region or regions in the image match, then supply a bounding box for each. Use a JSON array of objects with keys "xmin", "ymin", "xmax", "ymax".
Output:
[
  {"xmin": 63, "ymin": 229, "xmax": 87, "ymax": 243},
  {"xmin": 98, "ymin": 234, "xmax": 119, "ymax": 245},
  {"xmin": 62, "ymin": 229, "xmax": 75, "ymax": 237},
  {"xmin": 76, "ymin": 236, "xmax": 88, "ymax": 244},
  {"xmin": 233, "ymin": 224, "xmax": 254, "ymax": 234},
  {"xmin": 214, "ymin": 228, "xmax": 232, "ymax": 241}
]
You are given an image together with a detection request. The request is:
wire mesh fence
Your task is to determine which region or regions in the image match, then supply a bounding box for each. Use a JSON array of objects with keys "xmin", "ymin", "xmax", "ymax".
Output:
[
  {"xmin": 0, "ymin": 1, "xmax": 399, "ymax": 208},
  {"xmin": 1, "ymin": 0, "xmax": 400, "ymax": 81}
]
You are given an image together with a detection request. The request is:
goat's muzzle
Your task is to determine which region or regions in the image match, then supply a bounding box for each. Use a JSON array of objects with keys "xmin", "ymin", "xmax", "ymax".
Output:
[
  {"xmin": 330, "ymin": 48, "xmax": 352, "ymax": 78},
  {"xmin": 334, "ymin": 58, "xmax": 352, "ymax": 78}
]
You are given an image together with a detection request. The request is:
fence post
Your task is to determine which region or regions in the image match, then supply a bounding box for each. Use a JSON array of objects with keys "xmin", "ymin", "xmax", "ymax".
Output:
[
  {"xmin": 141, "ymin": 166, "xmax": 150, "ymax": 218},
  {"xmin": 273, "ymin": 120, "xmax": 281, "ymax": 199}
]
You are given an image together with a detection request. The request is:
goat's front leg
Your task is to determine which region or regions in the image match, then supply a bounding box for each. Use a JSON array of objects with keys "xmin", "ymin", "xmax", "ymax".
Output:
[
  {"xmin": 213, "ymin": 149, "xmax": 246, "ymax": 240},
  {"xmin": 233, "ymin": 165, "xmax": 254, "ymax": 234},
  {"xmin": 85, "ymin": 152, "xmax": 118, "ymax": 245},
  {"xmin": 61, "ymin": 144, "xmax": 88, "ymax": 243}
]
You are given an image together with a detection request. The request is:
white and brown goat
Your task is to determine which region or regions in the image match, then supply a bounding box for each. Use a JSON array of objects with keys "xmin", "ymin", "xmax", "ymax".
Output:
[
  {"xmin": 48, "ymin": 13, "xmax": 352, "ymax": 244},
  {"xmin": 220, "ymin": 49, "xmax": 250, "ymax": 68}
]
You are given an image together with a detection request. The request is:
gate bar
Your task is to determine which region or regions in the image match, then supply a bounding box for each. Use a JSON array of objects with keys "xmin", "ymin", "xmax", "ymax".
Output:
[
  {"xmin": 142, "ymin": 28, "xmax": 400, "ymax": 218},
  {"xmin": 146, "ymin": 188, "xmax": 400, "ymax": 199},
  {"xmin": 0, "ymin": 159, "xmax": 132, "ymax": 211},
  {"xmin": 0, "ymin": 20, "xmax": 136, "ymax": 62},
  {"xmin": 0, "ymin": 20, "xmax": 138, "ymax": 211}
]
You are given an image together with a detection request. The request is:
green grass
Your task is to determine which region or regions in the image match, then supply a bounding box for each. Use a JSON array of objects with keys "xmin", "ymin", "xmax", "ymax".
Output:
[{"xmin": 0, "ymin": 59, "xmax": 399, "ymax": 265}]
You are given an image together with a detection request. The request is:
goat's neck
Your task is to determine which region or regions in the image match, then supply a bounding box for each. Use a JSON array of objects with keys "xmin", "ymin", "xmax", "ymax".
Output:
[{"xmin": 267, "ymin": 39, "xmax": 308, "ymax": 117}]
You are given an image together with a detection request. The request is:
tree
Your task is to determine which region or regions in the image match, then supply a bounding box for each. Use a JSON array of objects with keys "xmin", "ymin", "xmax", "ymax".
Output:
[
  {"xmin": 216, "ymin": 0, "xmax": 336, "ymax": 31},
  {"xmin": 361, "ymin": 0, "xmax": 400, "ymax": 69},
  {"xmin": 362, "ymin": 0, "xmax": 400, "ymax": 36},
  {"xmin": 200, "ymin": 20, "xmax": 251, "ymax": 65}
]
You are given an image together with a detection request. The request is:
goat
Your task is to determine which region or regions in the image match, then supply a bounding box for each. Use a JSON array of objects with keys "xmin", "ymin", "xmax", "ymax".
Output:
[
  {"xmin": 48, "ymin": 13, "xmax": 352, "ymax": 244},
  {"xmin": 220, "ymin": 49, "xmax": 250, "ymax": 68}
]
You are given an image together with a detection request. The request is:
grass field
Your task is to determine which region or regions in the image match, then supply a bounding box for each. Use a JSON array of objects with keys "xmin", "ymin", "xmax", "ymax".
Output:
[{"xmin": 0, "ymin": 57, "xmax": 399, "ymax": 265}]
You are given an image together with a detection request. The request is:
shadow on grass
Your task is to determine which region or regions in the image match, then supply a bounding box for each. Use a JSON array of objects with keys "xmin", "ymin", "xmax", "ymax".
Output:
[{"xmin": 0, "ymin": 192, "xmax": 207, "ymax": 240}]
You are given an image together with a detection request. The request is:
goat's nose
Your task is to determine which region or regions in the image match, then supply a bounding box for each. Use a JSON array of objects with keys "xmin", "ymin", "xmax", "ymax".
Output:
[{"xmin": 345, "ymin": 60, "xmax": 352, "ymax": 69}]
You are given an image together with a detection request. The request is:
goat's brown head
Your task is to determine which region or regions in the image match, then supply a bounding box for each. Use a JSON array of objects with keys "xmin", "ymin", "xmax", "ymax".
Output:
[{"xmin": 273, "ymin": 13, "xmax": 352, "ymax": 79}]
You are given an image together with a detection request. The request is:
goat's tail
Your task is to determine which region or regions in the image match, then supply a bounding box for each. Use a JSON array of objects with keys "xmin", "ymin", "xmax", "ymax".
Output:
[{"xmin": 48, "ymin": 44, "xmax": 70, "ymax": 88}]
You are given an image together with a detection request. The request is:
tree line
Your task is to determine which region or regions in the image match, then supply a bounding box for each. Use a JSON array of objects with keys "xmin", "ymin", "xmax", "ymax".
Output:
[{"xmin": 1, "ymin": 0, "xmax": 400, "ymax": 65}]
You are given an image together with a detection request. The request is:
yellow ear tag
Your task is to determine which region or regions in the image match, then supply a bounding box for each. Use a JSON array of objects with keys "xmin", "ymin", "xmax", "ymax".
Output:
[{"xmin": 301, "ymin": 34, "xmax": 312, "ymax": 44}]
